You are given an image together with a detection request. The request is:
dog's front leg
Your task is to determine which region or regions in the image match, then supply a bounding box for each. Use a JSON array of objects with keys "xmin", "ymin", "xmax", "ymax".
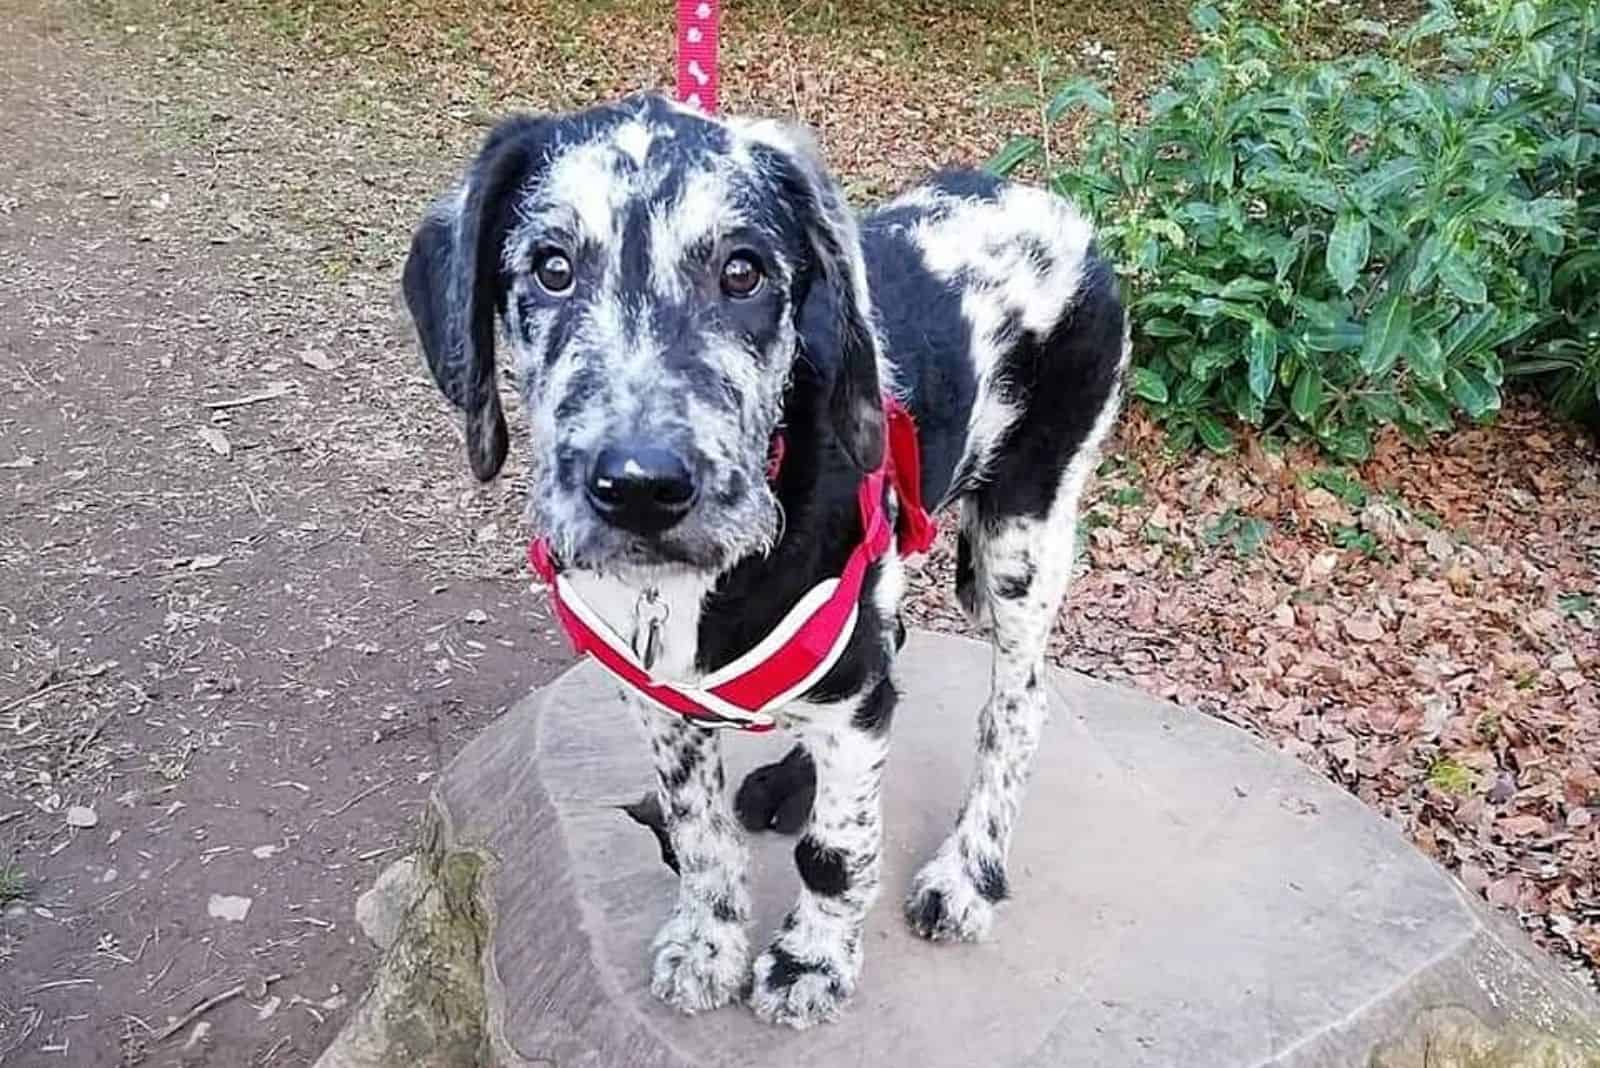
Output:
[
  {"xmin": 750, "ymin": 677, "xmax": 895, "ymax": 1029},
  {"xmin": 638, "ymin": 703, "xmax": 751, "ymax": 1014}
]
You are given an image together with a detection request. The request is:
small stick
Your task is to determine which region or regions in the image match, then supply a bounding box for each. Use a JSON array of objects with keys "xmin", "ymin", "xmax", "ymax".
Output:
[
  {"xmin": 0, "ymin": 677, "xmax": 92, "ymax": 716},
  {"xmin": 155, "ymin": 973, "xmax": 283, "ymax": 1042},
  {"xmin": 322, "ymin": 777, "xmax": 394, "ymax": 818},
  {"xmin": 198, "ymin": 387, "xmax": 290, "ymax": 410},
  {"xmin": 27, "ymin": 978, "xmax": 97, "ymax": 994}
]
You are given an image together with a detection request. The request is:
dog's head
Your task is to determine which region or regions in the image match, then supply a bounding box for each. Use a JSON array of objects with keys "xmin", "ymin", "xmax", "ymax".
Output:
[{"xmin": 404, "ymin": 95, "xmax": 885, "ymax": 576}]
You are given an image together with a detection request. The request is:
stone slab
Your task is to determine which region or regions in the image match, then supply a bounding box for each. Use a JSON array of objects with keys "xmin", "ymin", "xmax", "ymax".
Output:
[{"xmin": 351, "ymin": 631, "xmax": 1600, "ymax": 1066}]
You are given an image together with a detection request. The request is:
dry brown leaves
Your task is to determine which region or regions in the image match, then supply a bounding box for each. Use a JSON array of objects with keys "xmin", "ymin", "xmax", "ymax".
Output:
[
  {"xmin": 50, "ymin": 0, "xmax": 1600, "ymax": 991},
  {"xmin": 909, "ymin": 399, "xmax": 1600, "ymax": 980}
]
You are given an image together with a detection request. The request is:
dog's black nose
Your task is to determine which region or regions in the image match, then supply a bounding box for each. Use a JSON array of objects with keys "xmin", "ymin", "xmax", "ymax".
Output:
[{"xmin": 585, "ymin": 444, "xmax": 697, "ymax": 534}]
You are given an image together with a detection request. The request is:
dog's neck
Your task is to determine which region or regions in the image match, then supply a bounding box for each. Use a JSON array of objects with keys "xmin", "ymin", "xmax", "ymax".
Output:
[
  {"xmin": 558, "ymin": 367, "xmax": 865, "ymax": 685},
  {"xmin": 694, "ymin": 365, "xmax": 867, "ymax": 676},
  {"xmin": 559, "ymin": 567, "xmax": 716, "ymax": 680}
]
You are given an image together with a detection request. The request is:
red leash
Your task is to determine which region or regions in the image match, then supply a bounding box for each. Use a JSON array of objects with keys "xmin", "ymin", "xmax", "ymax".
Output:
[{"xmin": 676, "ymin": 0, "xmax": 721, "ymax": 113}]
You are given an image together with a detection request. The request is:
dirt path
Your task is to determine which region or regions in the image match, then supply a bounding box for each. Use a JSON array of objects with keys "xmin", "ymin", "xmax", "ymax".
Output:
[
  {"xmin": 3, "ymin": 0, "xmax": 1598, "ymax": 1062},
  {"xmin": 0, "ymin": 6, "xmax": 569, "ymax": 1065}
]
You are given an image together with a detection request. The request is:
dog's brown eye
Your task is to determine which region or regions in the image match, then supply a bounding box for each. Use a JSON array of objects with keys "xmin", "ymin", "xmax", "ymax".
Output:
[
  {"xmin": 534, "ymin": 250, "xmax": 574, "ymax": 295},
  {"xmin": 720, "ymin": 254, "xmax": 764, "ymax": 299}
]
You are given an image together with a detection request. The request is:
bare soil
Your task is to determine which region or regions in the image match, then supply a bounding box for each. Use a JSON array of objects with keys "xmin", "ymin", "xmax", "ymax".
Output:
[
  {"xmin": 2, "ymin": 0, "xmax": 1597, "ymax": 1064},
  {"xmin": 0, "ymin": 6, "xmax": 568, "ymax": 1064}
]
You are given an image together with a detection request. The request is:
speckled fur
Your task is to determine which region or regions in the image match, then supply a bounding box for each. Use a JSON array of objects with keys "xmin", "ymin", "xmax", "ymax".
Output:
[{"xmin": 403, "ymin": 95, "xmax": 1129, "ymax": 1030}]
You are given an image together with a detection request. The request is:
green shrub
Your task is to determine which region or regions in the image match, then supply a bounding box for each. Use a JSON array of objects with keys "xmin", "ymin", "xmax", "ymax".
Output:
[{"xmin": 993, "ymin": 0, "xmax": 1599, "ymax": 453}]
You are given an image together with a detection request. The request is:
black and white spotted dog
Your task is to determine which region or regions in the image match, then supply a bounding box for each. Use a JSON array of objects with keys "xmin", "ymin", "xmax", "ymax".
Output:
[{"xmin": 403, "ymin": 94, "xmax": 1128, "ymax": 1029}]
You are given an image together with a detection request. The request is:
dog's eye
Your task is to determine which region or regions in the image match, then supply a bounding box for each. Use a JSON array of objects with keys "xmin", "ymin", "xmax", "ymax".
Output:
[
  {"xmin": 533, "ymin": 250, "xmax": 575, "ymax": 296},
  {"xmin": 720, "ymin": 253, "xmax": 764, "ymax": 299}
]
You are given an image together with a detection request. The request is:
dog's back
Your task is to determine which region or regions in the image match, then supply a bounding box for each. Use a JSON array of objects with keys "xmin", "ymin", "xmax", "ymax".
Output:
[{"xmin": 849, "ymin": 171, "xmax": 1128, "ymax": 623}]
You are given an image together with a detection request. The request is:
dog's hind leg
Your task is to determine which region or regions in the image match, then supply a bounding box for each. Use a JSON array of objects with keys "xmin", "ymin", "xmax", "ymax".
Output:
[
  {"xmin": 750, "ymin": 677, "xmax": 896, "ymax": 1029},
  {"xmin": 905, "ymin": 381, "xmax": 1123, "ymax": 942},
  {"xmin": 637, "ymin": 703, "xmax": 752, "ymax": 1014},
  {"xmin": 903, "ymin": 497, "xmax": 1075, "ymax": 942}
]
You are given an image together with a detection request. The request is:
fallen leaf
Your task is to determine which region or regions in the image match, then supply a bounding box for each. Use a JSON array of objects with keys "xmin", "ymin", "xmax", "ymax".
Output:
[
  {"xmin": 1498, "ymin": 814, "xmax": 1549, "ymax": 838},
  {"xmin": 65, "ymin": 805, "xmax": 98, "ymax": 828},
  {"xmin": 299, "ymin": 348, "xmax": 338, "ymax": 371},
  {"xmin": 1343, "ymin": 614, "xmax": 1384, "ymax": 642},
  {"xmin": 207, "ymin": 894, "xmax": 253, "ymax": 923},
  {"xmin": 0, "ymin": 455, "xmax": 38, "ymax": 469},
  {"xmin": 190, "ymin": 554, "xmax": 225, "ymax": 570},
  {"xmin": 198, "ymin": 427, "xmax": 231, "ymax": 457}
]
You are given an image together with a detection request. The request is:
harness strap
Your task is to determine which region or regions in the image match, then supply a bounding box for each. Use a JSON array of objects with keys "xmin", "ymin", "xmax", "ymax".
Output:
[{"xmin": 529, "ymin": 397, "xmax": 934, "ymax": 731}]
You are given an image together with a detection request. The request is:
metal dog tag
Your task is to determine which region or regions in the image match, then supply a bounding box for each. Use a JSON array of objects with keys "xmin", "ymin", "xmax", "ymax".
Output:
[{"xmin": 633, "ymin": 588, "xmax": 670, "ymax": 671}]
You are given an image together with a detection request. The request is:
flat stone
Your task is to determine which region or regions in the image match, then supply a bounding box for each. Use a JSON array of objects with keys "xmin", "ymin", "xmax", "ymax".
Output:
[{"xmin": 323, "ymin": 631, "xmax": 1600, "ymax": 1067}]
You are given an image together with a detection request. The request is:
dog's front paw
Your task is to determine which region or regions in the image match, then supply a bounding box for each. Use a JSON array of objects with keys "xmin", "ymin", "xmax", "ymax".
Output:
[
  {"xmin": 748, "ymin": 940, "xmax": 857, "ymax": 1030},
  {"xmin": 649, "ymin": 911, "xmax": 749, "ymax": 1014},
  {"xmin": 904, "ymin": 851, "xmax": 997, "ymax": 942}
]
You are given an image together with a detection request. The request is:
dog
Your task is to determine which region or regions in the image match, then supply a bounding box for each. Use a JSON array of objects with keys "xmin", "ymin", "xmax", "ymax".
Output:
[{"xmin": 402, "ymin": 93, "xmax": 1128, "ymax": 1030}]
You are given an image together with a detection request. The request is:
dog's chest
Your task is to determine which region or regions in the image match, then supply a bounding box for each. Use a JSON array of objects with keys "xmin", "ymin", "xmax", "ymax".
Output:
[{"xmin": 562, "ymin": 570, "xmax": 711, "ymax": 681}]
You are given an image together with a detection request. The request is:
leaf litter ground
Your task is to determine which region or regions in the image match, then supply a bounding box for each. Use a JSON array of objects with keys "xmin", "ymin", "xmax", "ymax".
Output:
[{"xmin": 0, "ymin": 0, "xmax": 1595, "ymax": 1063}]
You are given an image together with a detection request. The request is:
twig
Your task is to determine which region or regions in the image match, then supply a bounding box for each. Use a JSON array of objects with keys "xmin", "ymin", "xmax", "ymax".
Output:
[
  {"xmin": 0, "ymin": 676, "xmax": 93, "ymax": 716},
  {"xmin": 143, "ymin": 954, "xmax": 177, "ymax": 995},
  {"xmin": 258, "ymin": 1035, "xmax": 292, "ymax": 1066},
  {"xmin": 322, "ymin": 776, "xmax": 395, "ymax": 818},
  {"xmin": 155, "ymin": 973, "xmax": 283, "ymax": 1043},
  {"xmin": 27, "ymin": 977, "xmax": 96, "ymax": 994},
  {"xmin": 198, "ymin": 387, "xmax": 290, "ymax": 410},
  {"xmin": 0, "ymin": 810, "xmax": 23, "ymax": 826}
]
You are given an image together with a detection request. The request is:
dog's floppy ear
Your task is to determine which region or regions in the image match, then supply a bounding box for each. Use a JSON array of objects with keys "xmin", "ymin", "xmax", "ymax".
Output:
[
  {"xmin": 403, "ymin": 115, "xmax": 548, "ymax": 482},
  {"xmin": 751, "ymin": 123, "xmax": 886, "ymax": 472}
]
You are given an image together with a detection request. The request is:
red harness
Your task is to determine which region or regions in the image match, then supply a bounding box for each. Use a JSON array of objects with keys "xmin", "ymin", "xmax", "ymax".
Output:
[{"xmin": 528, "ymin": 398, "xmax": 937, "ymax": 731}]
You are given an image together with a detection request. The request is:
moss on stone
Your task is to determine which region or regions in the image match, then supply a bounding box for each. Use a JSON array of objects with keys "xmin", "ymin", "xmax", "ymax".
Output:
[
  {"xmin": 1369, "ymin": 1006, "xmax": 1600, "ymax": 1068},
  {"xmin": 315, "ymin": 802, "xmax": 495, "ymax": 1068}
]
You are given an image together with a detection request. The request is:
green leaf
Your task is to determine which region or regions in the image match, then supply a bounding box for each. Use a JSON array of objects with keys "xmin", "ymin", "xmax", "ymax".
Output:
[
  {"xmin": 1360, "ymin": 294, "xmax": 1413, "ymax": 377},
  {"xmin": 1405, "ymin": 332, "xmax": 1445, "ymax": 387},
  {"xmin": 1326, "ymin": 211, "xmax": 1370, "ymax": 295},
  {"xmin": 1447, "ymin": 367, "xmax": 1501, "ymax": 419},
  {"xmin": 1407, "ymin": 233, "xmax": 1447, "ymax": 294},
  {"xmin": 1354, "ymin": 158, "xmax": 1422, "ymax": 205},
  {"xmin": 1437, "ymin": 252, "xmax": 1488, "ymax": 304},
  {"xmin": 1141, "ymin": 317, "xmax": 1190, "ymax": 339},
  {"xmin": 1305, "ymin": 321, "xmax": 1365, "ymax": 352},
  {"xmin": 985, "ymin": 136, "xmax": 1041, "ymax": 177},
  {"xmin": 1130, "ymin": 366, "xmax": 1169, "ymax": 404},
  {"xmin": 1324, "ymin": 425, "xmax": 1373, "ymax": 462},
  {"xmin": 1247, "ymin": 322, "xmax": 1279, "ymax": 403},
  {"xmin": 1189, "ymin": 4, "xmax": 1222, "ymax": 33},
  {"xmin": 1554, "ymin": 250, "xmax": 1600, "ymax": 292},
  {"xmin": 1485, "ymin": 311, "xmax": 1541, "ymax": 351},
  {"xmin": 1046, "ymin": 79, "xmax": 1114, "ymax": 122},
  {"xmin": 1195, "ymin": 413, "xmax": 1235, "ymax": 453},
  {"xmin": 1232, "ymin": 516, "xmax": 1271, "ymax": 557},
  {"xmin": 1291, "ymin": 368, "xmax": 1324, "ymax": 424},
  {"xmin": 1190, "ymin": 343, "xmax": 1238, "ymax": 383},
  {"xmin": 1443, "ymin": 307, "xmax": 1501, "ymax": 360},
  {"xmin": 1149, "ymin": 218, "xmax": 1187, "ymax": 249},
  {"xmin": 1175, "ymin": 376, "xmax": 1208, "ymax": 407},
  {"xmin": 1220, "ymin": 277, "xmax": 1274, "ymax": 301}
]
